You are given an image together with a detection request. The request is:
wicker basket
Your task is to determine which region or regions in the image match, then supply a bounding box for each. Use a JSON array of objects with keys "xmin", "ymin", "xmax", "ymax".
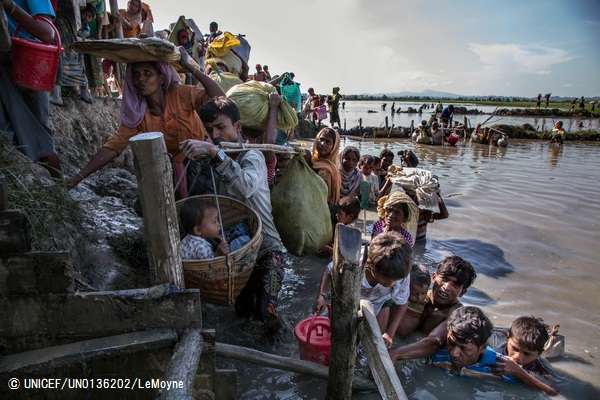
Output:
[{"xmin": 176, "ymin": 195, "xmax": 262, "ymax": 305}]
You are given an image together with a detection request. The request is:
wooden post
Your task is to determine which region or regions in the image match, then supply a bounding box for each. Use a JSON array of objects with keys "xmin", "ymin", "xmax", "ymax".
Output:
[
  {"xmin": 109, "ymin": 0, "xmax": 123, "ymax": 39},
  {"xmin": 464, "ymin": 116, "xmax": 468, "ymax": 141},
  {"xmin": 359, "ymin": 118, "xmax": 362, "ymax": 133},
  {"xmin": 385, "ymin": 116, "xmax": 389, "ymax": 130},
  {"xmin": 129, "ymin": 132, "xmax": 184, "ymax": 287},
  {"xmin": 326, "ymin": 224, "xmax": 364, "ymax": 400},
  {"xmin": 344, "ymin": 118, "xmax": 346, "ymax": 131},
  {"xmin": 410, "ymin": 120, "xmax": 414, "ymax": 134},
  {"xmin": 358, "ymin": 300, "xmax": 408, "ymax": 400},
  {"xmin": 0, "ymin": 175, "xmax": 7, "ymax": 211},
  {"xmin": 159, "ymin": 328, "xmax": 203, "ymax": 400}
]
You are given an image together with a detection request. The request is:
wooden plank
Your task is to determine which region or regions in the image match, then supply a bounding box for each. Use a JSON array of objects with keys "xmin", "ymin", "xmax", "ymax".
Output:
[
  {"xmin": 159, "ymin": 328, "xmax": 203, "ymax": 400},
  {"xmin": 197, "ymin": 329, "xmax": 216, "ymax": 392},
  {"xmin": 357, "ymin": 300, "xmax": 408, "ymax": 400},
  {"xmin": 327, "ymin": 224, "xmax": 364, "ymax": 400},
  {"xmin": 129, "ymin": 132, "xmax": 184, "ymax": 287},
  {"xmin": 0, "ymin": 210, "xmax": 30, "ymax": 253},
  {"xmin": 0, "ymin": 252, "xmax": 73, "ymax": 295},
  {"xmin": 215, "ymin": 343, "xmax": 376, "ymax": 392},
  {"xmin": 0, "ymin": 285, "xmax": 201, "ymax": 353},
  {"xmin": 214, "ymin": 369, "xmax": 237, "ymax": 400},
  {"xmin": 0, "ymin": 328, "xmax": 177, "ymax": 374}
]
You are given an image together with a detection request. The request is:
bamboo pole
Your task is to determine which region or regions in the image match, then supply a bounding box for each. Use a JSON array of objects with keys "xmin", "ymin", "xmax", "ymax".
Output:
[
  {"xmin": 358, "ymin": 300, "xmax": 408, "ymax": 400},
  {"xmin": 109, "ymin": 0, "xmax": 124, "ymax": 88},
  {"xmin": 218, "ymin": 142, "xmax": 298, "ymax": 154},
  {"xmin": 327, "ymin": 224, "xmax": 364, "ymax": 400},
  {"xmin": 129, "ymin": 132, "xmax": 184, "ymax": 287},
  {"xmin": 214, "ymin": 343, "xmax": 377, "ymax": 392}
]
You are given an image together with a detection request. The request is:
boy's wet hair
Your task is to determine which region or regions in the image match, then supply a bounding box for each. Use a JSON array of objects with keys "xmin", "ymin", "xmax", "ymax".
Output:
[
  {"xmin": 337, "ymin": 196, "xmax": 361, "ymax": 221},
  {"xmin": 198, "ymin": 96, "xmax": 240, "ymax": 125},
  {"xmin": 368, "ymin": 231, "xmax": 412, "ymax": 280},
  {"xmin": 447, "ymin": 306, "xmax": 493, "ymax": 348},
  {"xmin": 180, "ymin": 198, "xmax": 216, "ymax": 235},
  {"xmin": 410, "ymin": 264, "xmax": 431, "ymax": 288},
  {"xmin": 373, "ymin": 156, "xmax": 381, "ymax": 166},
  {"xmin": 436, "ymin": 255, "xmax": 476, "ymax": 289},
  {"xmin": 359, "ymin": 154, "xmax": 375, "ymax": 166},
  {"xmin": 508, "ymin": 316, "xmax": 550, "ymax": 353},
  {"xmin": 341, "ymin": 146, "xmax": 360, "ymax": 161}
]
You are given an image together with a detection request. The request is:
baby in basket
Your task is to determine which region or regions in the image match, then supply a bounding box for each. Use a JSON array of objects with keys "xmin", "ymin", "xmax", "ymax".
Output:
[{"xmin": 180, "ymin": 198, "xmax": 231, "ymax": 260}]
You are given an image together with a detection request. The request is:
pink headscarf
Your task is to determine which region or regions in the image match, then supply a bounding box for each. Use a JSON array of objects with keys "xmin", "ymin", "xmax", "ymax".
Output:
[{"xmin": 120, "ymin": 61, "xmax": 181, "ymax": 128}]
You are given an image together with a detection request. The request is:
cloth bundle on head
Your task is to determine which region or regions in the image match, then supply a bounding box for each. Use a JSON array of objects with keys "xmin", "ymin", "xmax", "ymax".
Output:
[
  {"xmin": 120, "ymin": 61, "xmax": 181, "ymax": 128},
  {"xmin": 389, "ymin": 168, "xmax": 441, "ymax": 209},
  {"xmin": 207, "ymin": 32, "xmax": 240, "ymax": 58},
  {"xmin": 377, "ymin": 191, "xmax": 419, "ymax": 240}
]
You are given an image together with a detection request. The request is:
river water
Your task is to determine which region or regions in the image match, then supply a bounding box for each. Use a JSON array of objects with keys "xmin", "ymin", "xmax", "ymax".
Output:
[
  {"xmin": 337, "ymin": 100, "xmax": 600, "ymax": 132},
  {"xmin": 203, "ymin": 137, "xmax": 600, "ymax": 399}
]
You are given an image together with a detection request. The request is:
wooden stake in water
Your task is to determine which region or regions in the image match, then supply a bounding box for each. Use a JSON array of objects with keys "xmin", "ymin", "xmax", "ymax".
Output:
[{"xmin": 359, "ymin": 181, "xmax": 371, "ymax": 236}]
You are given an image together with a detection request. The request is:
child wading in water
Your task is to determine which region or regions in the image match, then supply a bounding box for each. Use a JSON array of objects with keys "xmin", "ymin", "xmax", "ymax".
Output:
[
  {"xmin": 179, "ymin": 198, "xmax": 229, "ymax": 259},
  {"xmin": 314, "ymin": 231, "xmax": 413, "ymax": 347}
]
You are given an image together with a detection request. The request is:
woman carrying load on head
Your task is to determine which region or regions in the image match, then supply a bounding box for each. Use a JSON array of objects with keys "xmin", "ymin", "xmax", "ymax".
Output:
[
  {"xmin": 305, "ymin": 127, "xmax": 341, "ymax": 205},
  {"xmin": 372, "ymin": 191, "xmax": 419, "ymax": 247},
  {"xmin": 67, "ymin": 48, "xmax": 226, "ymax": 198},
  {"xmin": 550, "ymin": 121, "xmax": 565, "ymax": 145},
  {"xmin": 0, "ymin": 0, "xmax": 62, "ymax": 178}
]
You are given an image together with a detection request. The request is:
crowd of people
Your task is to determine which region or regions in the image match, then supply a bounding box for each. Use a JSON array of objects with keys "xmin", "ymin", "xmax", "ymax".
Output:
[{"xmin": 1, "ymin": 1, "xmax": 559, "ymax": 396}]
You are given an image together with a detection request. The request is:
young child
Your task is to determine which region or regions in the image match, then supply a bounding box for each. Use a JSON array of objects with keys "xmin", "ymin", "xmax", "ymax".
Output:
[
  {"xmin": 179, "ymin": 198, "xmax": 229, "ymax": 259},
  {"xmin": 339, "ymin": 146, "xmax": 362, "ymax": 198},
  {"xmin": 494, "ymin": 316, "xmax": 558, "ymax": 396},
  {"xmin": 314, "ymin": 231, "xmax": 413, "ymax": 348},
  {"xmin": 396, "ymin": 264, "xmax": 431, "ymax": 337},
  {"xmin": 319, "ymin": 196, "xmax": 360, "ymax": 257},
  {"xmin": 359, "ymin": 155, "xmax": 384, "ymax": 205}
]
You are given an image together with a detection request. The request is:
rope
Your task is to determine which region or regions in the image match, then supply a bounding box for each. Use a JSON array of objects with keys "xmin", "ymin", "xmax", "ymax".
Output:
[{"xmin": 209, "ymin": 164, "xmax": 229, "ymax": 267}]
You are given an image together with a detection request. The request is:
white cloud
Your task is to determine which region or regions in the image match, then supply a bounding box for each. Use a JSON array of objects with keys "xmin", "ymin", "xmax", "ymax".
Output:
[{"xmin": 468, "ymin": 43, "xmax": 574, "ymax": 74}]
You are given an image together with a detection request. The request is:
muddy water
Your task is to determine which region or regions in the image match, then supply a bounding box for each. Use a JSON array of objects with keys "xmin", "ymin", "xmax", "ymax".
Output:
[{"xmin": 204, "ymin": 138, "xmax": 600, "ymax": 399}]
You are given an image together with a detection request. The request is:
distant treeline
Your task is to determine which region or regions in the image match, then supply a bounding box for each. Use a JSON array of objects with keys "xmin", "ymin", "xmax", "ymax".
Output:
[{"xmin": 340, "ymin": 94, "xmax": 600, "ymax": 103}]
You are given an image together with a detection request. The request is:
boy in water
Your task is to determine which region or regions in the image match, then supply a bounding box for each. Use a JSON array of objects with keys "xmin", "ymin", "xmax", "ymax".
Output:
[
  {"xmin": 180, "ymin": 96, "xmax": 284, "ymax": 334},
  {"xmin": 314, "ymin": 231, "xmax": 412, "ymax": 348},
  {"xmin": 493, "ymin": 316, "xmax": 558, "ymax": 396},
  {"xmin": 389, "ymin": 255, "xmax": 476, "ymax": 361}
]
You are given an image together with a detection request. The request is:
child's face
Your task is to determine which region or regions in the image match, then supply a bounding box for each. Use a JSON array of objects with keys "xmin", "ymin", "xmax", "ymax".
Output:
[
  {"xmin": 315, "ymin": 132, "xmax": 335, "ymax": 158},
  {"xmin": 203, "ymin": 114, "xmax": 242, "ymax": 145},
  {"xmin": 381, "ymin": 155, "xmax": 393, "ymax": 171},
  {"xmin": 506, "ymin": 337, "xmax": 540, "ymax": 366},
  {"xmin": 127, "ymin": 0, "xmax": 140, "ymax": 13},
  {"xmin": 408, "ymin": 283, "xmax": 428, "ymax": 305},
  {"xmin": 198, "ymin": 207, "xmax": 221, "ymax": 239},
  {"xmin": 359, "ymin": 162, "xmax": 374, "ymax": 176},
  {"xmin": 342, "ymin": 151, "xmax": 359, "ymax": 172},
  {"xmin": 81, "ymin": 10, "xmax": 93, "ymax": 24},
  {"xmin": 336, "ymin": 208, "xmax": 354, "ymax": 225}
]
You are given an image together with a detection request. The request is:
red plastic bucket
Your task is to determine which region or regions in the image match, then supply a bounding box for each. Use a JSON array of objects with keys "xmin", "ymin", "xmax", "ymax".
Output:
[
  {"xmin": 11, "ymin": 16, "xmax": 62, "ymax": 91},
  {"xmin": 447, "ymin": 132, "xmax": 461, "ymax": 146},
  {"xmin": 294, "ymin": 306, "xmax": 331, "ymax": 366}
]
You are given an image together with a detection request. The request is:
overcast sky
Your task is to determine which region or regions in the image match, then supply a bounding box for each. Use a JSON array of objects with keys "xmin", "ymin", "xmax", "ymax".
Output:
[{"xmin": 147, "ymin": 0, "xmax": 600, "ymax": 98}]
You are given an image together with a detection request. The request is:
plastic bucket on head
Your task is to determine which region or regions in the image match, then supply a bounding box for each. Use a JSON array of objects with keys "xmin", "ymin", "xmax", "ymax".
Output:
[
  {"xmin": 11, "ymin": 16, "xmax": 62, "ymax": 91},
  {"xmin": 294, "ymin": 305, "xmax": 331, "ymax": 366}
]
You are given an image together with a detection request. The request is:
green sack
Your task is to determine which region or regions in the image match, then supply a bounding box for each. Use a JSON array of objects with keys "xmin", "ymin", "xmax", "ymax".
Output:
[
  {"xmin": 271, "ymin": 155, "xmax": 332, "ymax": 256},
  {"xmin": 226, "ymin": 80, "xmax": 298, "ymax": 131}
]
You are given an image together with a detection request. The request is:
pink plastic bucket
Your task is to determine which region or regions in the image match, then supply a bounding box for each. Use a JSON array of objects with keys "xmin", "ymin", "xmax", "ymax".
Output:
[
  {"xmin": 11, "ymin": 16, "xmax": 62, "ymax": 91},
  {"xmin": 447, "ymin": 132, "xmax": 461, "ymax": 146},
  {"xmin": 294, "ymin": 306, "xmax": 331, "ymax": 366}
]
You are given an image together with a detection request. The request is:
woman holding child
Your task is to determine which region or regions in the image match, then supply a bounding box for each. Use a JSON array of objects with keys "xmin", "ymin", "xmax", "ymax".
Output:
[{"xmin": 68, "ymin": 48, "xmax": 226, "ymax": 197}]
